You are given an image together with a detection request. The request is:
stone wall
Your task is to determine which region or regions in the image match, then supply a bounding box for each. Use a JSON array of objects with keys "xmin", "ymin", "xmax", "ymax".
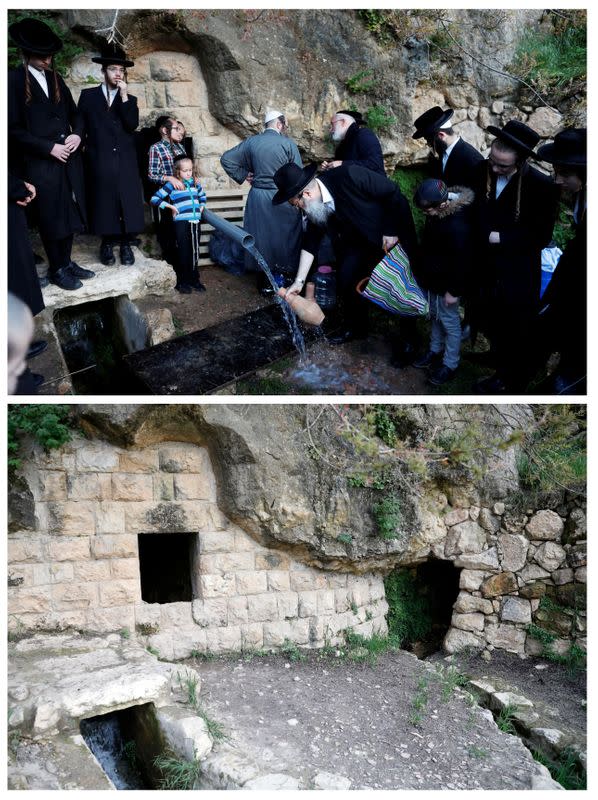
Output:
[
  {"xmin": 436, "ymin": 499, "xmax": 587, "ymax": 659},
  {"xmin": 69, "ymin": 51, "xmax": 242, "ymax": 189},
  {"xmin": 8, "ymin": 437, "xmax": 387, "ymax": 659}
]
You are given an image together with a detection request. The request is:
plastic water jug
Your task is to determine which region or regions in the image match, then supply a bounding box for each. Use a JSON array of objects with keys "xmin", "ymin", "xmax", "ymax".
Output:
[{"xmin": 314, "ymin": 265, "xmax": 336, "ymax": 309}]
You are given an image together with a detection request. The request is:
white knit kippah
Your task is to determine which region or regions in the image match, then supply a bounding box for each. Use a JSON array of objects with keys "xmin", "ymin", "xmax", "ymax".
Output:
[{"xmin": 264, "ymin": 108, "xmax": 284, "ymax": 124}]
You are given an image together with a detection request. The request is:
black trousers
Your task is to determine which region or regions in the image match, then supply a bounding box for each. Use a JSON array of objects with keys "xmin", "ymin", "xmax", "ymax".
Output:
[
  {"xmin": 39, "ymin": 233, "xmax": 73, "ymax": 275},
  {"xmin": 173, "ymin": 221, "xmax": 201, "ymax": 286},
  {"xmin": 155, "ymin": 207, "xmax": 179, "ymax": 271},
  {"xmin": 335, "ymin": 239, "xmax": 383, "ymax": 334}
]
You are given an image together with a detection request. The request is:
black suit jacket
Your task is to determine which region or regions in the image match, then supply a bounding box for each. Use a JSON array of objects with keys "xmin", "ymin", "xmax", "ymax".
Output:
[
  {"xmin": 432, "ymin": 137, "xmax": 484, "ymax": 190},
  {"xmin": 78, "ymin": 86, "xmax": 144, "ymax": 235},
  {"xmin": 303, "ymin": 164, "xmax": 417, "ymax": 262},
  {"xmin": 473, "ymin": 160, "xmax": 559, "ymax": 315},
  {"xmin": 8, "ymin": 65, "xmax": 86, "ymax": 238}
]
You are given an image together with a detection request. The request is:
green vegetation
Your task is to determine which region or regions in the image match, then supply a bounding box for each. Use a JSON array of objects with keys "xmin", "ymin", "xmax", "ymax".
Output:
[
  {"xmin": 337, "ymin": 532, "xmax": 353, "ymax": 545},
  {"xmin": 516, "ymin": 406, "xmax": 586, "ymax": 493},
  {"xmin": 409, "ymin": 676, "xmax": 430, "ymax": 726},
  {"xmin": 512, "ymin": 10, "xmax": 586, "ymax": 95},
  {"xmin": 177, "ymin": 670, "xmax": 227, "ymax": 741},
  {"xmin": 8, "ymin": 11, "xmax": 84, "ymax": 73},
  {"xmin": 119, "ymin": 628, "xmax": 131, "ymax": 640},
  {"xmin": 343, "ymin": 629, "xmax": 395, "ymax": 664},
  {"xmin": 468, "ymin": 745, "xmax": 488, "ymax": 759},
  {"xmin": 8, "ymin": 405, "xmax": 75, "ymax": 473},
  {"xmin": 384, "ymin": 568, "xmax": 433, "ymax": 647},
  {"xmin": 365, "ymin": 104, "xmax": 396, "ymax": 133},
  {"xmin": 154, "ymin": 752, "xmax": 202, "ymax": 790},
  {"xmin": 496, "ymin": 704, "xmax": 517, "ymax": 734},
  {"xmin": 390, "ymin": 167, "xmax": 429, "ymax": 238},
  {"xmin": 533, "ymin": 747, "xmax": 587, "ymax": 790},
  {"xmin": 346, "ymin": 68, "xmax": 377, "ymax": 94},
  {"xmin": 552, "ymin": 202, "xmax": 577, "ymax": 251},
  {"xmin": 372, "ymin": 493, "xmax": 402, "ymax": 540},
  {"xmin": 280, "ymin": 638, "xmax": 306, "ymax": 662},
  {"xmin": 136, "ymin": 622, "xmax": 160, "ymax": 636},
  {"xmin": 172, "ymin": 316, "xmax": 188, "ymax": 338},
  {"xmin": 434, "ymin": 663, "xmax": 469, "ymax": 702},
  {"xmin": 146, "ymin": 645, "xmax": 160, "ymax": 657}
]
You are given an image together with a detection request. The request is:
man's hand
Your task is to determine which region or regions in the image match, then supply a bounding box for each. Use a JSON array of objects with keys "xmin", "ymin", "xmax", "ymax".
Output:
[
  {"xmin": 64, "ymin": 134, "xmax": 81, "ymax": 153},
  {"xmin": 50, "ymin": 143, "xmax": 71, "ymax": 162},
  {"xmin": 116, "ymin": 79, "xmax": 128, "ymax": 100},
  {"xmin": 443, "ymin": 291, "xmax": 459, "ymax": 306},
  {"xmin": 382, "ymin": 235, "xmax": 398, "ymax": 253},
  {"xmin": 16, "ymin": 181, "xmax": 36, "ymax": 207},
  {"xmin": 246, "ymin": 171, "xmax": 254, "ymax": 185},
  {"xmin": 283, "ymin": 279, "xmax": 304, "ymax": 299},
  {"xmin": 165, "ymin": 176, "xmax": 185, "ymax": 190},
  {"xmin": 489, "ymin": 231, "xmax": 500, "ymax": 245},
  {"xmin": 321, "ymin": 160, "xmax": 342, "ymax": 171}
]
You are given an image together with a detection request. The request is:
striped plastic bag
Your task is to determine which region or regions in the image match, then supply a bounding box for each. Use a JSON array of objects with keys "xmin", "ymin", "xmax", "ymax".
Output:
[{"xmin": 357, "ymin": 243, "xmax": 428, "ymax": 317}]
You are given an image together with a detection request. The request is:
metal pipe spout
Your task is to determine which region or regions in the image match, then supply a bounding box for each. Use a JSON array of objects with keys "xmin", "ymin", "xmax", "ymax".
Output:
[{"xmin": 203, "ymin": 209, "xmax": 255, "ymax": 250}]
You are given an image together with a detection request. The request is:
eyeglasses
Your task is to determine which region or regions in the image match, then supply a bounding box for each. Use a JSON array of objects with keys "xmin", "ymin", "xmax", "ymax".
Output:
[{"xmin": 488, "ymin": 155, "xmax": 517, "ymax": 171}]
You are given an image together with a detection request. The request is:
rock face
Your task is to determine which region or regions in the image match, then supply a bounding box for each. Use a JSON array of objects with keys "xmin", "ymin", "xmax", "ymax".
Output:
[
  {"xmin": 57, "ymin": 8, "xmax": 584, "ymax": 182},
  {"xmin": 8, "ymin": 404, "xmax": 586, "ymax": 661}
]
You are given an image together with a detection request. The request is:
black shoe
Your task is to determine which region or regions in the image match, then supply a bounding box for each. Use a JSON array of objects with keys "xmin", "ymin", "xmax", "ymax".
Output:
[
  {"xmin": 27, "ymin": 340, "xmax": 48, "ymax": 360},
  {"xmin": 413, "ymin": 350, "xmax": 442, "ymax": 370},
  {"xmin": 100, "ymin": 243, "xmax": 116, "ymax": 266},
  {"xmin": 390, "ymin": 341, "xmax": 417, "ymax": 368},
  {"xmin": 48, "ymin": 266, "xmax": 83, "ymax": 290},
  {"xmin": 327, "ymin": 328, "xmax": 367, "ymax": 345},
  {"xmin": 428, "ymin": 364, "xmax": 457, "ymax": 386},
  {"xmin": 175, "ymin": 283, "xmax": 192, "ymax": 294},
  {"xmin": 120, "ymin": 244, "xmax": 135, "ymax": 266},
  {"xmin": 38, "ymin": 275, "xmax": 49, "ymax": 288},
  {"xmin": 68, "ymin": 261, "xmax": 95, "ymax": 279},
  {"xmin": 31, "ymin": 372, "xmax": 44, "ymax": 388},
  {"xmin": 475, "ymin": 374, "xmax": 507, "ymax": 394},
  {"xmin": 191, "ymin": 281, "xmax": 207, "ymax": 292}
]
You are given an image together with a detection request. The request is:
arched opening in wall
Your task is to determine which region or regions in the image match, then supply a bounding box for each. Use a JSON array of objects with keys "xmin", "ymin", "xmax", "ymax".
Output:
[
  {"xmin": 138, "ymin": 533, "xmax": 197, "ymax": 603},
  {"xmin": 386, "ymin": 559, "xmax": 461, "ymax": 659}
]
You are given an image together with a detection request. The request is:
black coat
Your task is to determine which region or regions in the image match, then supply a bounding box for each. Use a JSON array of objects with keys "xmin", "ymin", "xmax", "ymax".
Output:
[
  {"xmin": 78, "ymin": 86, "xmax": 145, "ymax": 236},
  {"xmin": 430, "ymin": 137, "xmax": 484, "ymax": 190},
  {"xmin": 8, "ymin": 66, "xmax": 86, "ymax": 239},
  {"xmin": 541, "ymin": 203, "xmax": 586, "ymax": 350},
  {"xmin": 303, "ymin": 164, "xmax": 417, "ymax": 263},
  {"xmin": 8, "ymin": 173, "xmax": 44, "ymax": 316},
  {"xmin": 418, "ymin": 187, "xmax": 475, "ymax": 298},
  {"xmin": 334, "ymin": 123, "xmax": 385, "ymax": 175},
  {"xmin": 473, "ymin": 160, "xmax": 558, "ymax": 318}
]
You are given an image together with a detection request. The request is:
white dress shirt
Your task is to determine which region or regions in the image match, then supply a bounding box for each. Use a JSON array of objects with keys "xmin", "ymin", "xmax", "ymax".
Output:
[{"xmin": 28, "ymin": 64, "xmax": 49, "ymax": 97}]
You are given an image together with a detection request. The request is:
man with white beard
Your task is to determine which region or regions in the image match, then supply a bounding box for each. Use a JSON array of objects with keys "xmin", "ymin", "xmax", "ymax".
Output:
[
  {"xmin": 321, "ymin": 109, "xmax": 385, "ymax": 175},
  {"xmin": 272, "ymin": 162, "xmax": 417, "ymax": 343}
]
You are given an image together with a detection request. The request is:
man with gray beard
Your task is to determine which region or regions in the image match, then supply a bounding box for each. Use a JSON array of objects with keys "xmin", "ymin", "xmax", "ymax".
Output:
[{"xmin": 273, "ymin": 162, "xmax": 417, "ymax": 343}]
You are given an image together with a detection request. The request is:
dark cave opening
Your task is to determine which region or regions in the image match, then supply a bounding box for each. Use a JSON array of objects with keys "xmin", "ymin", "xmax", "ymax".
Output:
[{"xmin": 137, "ymin": 533, "xmax": 196, "ymax": 604}]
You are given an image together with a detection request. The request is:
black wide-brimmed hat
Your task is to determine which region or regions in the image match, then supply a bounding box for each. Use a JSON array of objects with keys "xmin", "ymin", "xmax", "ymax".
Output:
[
  {"xmin": 486, "ymin": 120, "xmax": 540, "ymax": 158},
  {"xmin": 272, "ymin": 162, "xmax": 318, "ymax": 205},
  {"xmin": 537, "ymin": 128, "xmax": 586, "ymax": 167},
  {"xmin": 92, "ymin": 43, "xmax": 134, "ymax": 67},
  {"xmin": 412, "ymin": 106, "xmax": 454, "ymax": 139},
  {"xmin": 9, "ymin": 17, "xmax": 63, "ymax": 55}
]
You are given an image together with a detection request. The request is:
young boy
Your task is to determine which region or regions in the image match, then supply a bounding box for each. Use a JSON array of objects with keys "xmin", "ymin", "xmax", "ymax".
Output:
[
  {"xmin": 151, "ymin": 157, "xmax": 207, "ymax": 293},
  {"xmin": 412, "ymin": 178, "xmax": 475, "ymax": 386}
]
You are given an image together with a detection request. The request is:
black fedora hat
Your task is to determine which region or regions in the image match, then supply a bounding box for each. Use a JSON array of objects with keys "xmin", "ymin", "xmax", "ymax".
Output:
[
  {"xmin": 9, "ymin": 17, "xmax": 63, "ymax": 55},
  {"xmin": 537, "ymin": 128, "xmax": 586, "ymax": 167},
  {"xmin": 486, "ymin": 119, "xmax": 540, "ymax": 158},
  {"xmin": 92, "ymin": 43, "xmax": 134, "ymax": 68},
  {"xmin": 272, "ymin": 163, "xmax": 318, "ymax": 205},
  {"xmin": 412, "ymin": 106, "xmax": 454, "ymax": 139}
]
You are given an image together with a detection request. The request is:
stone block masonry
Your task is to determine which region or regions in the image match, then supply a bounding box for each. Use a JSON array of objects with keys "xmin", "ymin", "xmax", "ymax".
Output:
[{"xmin": 8, "ymin": 438, "xmax": 387, "ymax": 659}]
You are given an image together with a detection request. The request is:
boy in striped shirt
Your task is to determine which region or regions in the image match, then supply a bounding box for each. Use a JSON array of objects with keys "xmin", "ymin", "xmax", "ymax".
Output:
[{"xmin": 151, "ymin": 157, "xmax": 207, "ymax": 293}]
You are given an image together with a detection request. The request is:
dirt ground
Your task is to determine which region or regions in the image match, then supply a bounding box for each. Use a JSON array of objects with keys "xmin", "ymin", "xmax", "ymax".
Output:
[
  {"xmin": 184, "ymin": 646, "xmax": 583, "ymax": 790},
  {"xmin": 135, "ymin": 263, "xmax": 490, "ymax": 396}
]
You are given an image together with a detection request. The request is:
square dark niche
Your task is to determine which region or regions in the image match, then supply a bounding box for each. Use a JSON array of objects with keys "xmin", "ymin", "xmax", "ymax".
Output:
[{"xmin": 138, "ymin": 533, "xmax": 195, "ymax": 603}]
